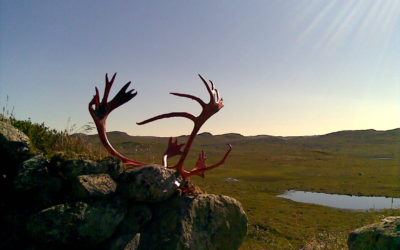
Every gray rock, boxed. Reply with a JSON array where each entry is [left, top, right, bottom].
[[72, 173, 117, 198], [57, 158, 101, 179], [139, 194, 248, 250], [0, 121, 31, 161], [117, 165, 182, 202], [108, 233, 141, 250], [50, 154, 122, 180], [106, 204, 151, 250], [348, 216, 400, 250], [1, 211, 31, 250], [119, 204, 152, 233], [98, 157, 123, 179], [27, 200, 126, 247], [0, 121, 32, 187], [14, 154, 61, 193]]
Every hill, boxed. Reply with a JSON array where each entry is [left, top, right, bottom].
[[289, 128, 400, 159], [80, 128, 400, 161]]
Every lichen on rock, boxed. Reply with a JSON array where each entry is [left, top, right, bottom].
[[72, 173, 117, 198]]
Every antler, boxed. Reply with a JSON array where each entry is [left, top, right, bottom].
[[137, 74, 232, 179], [89, 73, 147, 166], [162, 137, 185, 167]]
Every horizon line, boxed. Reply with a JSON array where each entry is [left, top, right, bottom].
[[81, 127, 400, 138]]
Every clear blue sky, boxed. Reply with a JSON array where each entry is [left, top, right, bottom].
[[1, 0, 399, 136]]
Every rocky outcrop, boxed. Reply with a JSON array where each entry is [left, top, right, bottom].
[[0, 121, 248, 250], [348, 216, 400, 250]]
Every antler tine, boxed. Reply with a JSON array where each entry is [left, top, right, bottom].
[[137, 112, 196, 125], [92, 87, 101, 108], [193, 144, 232, 175], [170, 92, 206, 108], [108, 81, 137, 112], [179, 144, 232, 179], [198, 74, 214, 99], [209, 80, 222, 101], [162, 137, 185, 167], [102, 73, 117, 104], [209, 80, 215, 90], [208, 144, 232, 168]]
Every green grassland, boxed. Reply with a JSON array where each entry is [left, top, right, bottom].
[[83, 129, 400, 249], [4, 114, 398, 249]]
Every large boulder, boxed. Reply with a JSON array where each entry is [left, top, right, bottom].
[[139, 194, 248, 250], [72, 173, 117, 199], [26, 200, 126, 247], [348, 216, 400, 250], [117, 165, 182, 203]]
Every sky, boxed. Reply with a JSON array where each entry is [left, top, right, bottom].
[[0, 0, 399, 137]]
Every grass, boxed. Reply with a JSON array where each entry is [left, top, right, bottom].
[[80, 128, 399, 249], [0, 113, 107, 159], [190, 144, 400, 249], [195, 176, 400, 249], [2, 110, 399, 249]]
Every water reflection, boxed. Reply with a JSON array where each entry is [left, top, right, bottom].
[[277, 190, 400, 210]]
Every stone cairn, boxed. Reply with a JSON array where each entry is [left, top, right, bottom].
[[0, 121, 248, 250]]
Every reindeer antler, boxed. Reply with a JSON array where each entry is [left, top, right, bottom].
[[89, 73, 147, 166], [137, 74, 232, 180]]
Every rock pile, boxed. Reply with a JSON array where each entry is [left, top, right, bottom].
[[0, 121, 247, 250]]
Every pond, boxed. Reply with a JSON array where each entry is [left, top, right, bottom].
[[277, 190, 400, 210], [373, 157, 393, 160]]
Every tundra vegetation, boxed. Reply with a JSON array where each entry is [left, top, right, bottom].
[[84, 128, 400, 249], [2, 109, 399, 249]]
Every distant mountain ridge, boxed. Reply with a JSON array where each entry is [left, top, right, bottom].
[[82, 128, 399, 141], [79, 128, 399, 160]]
